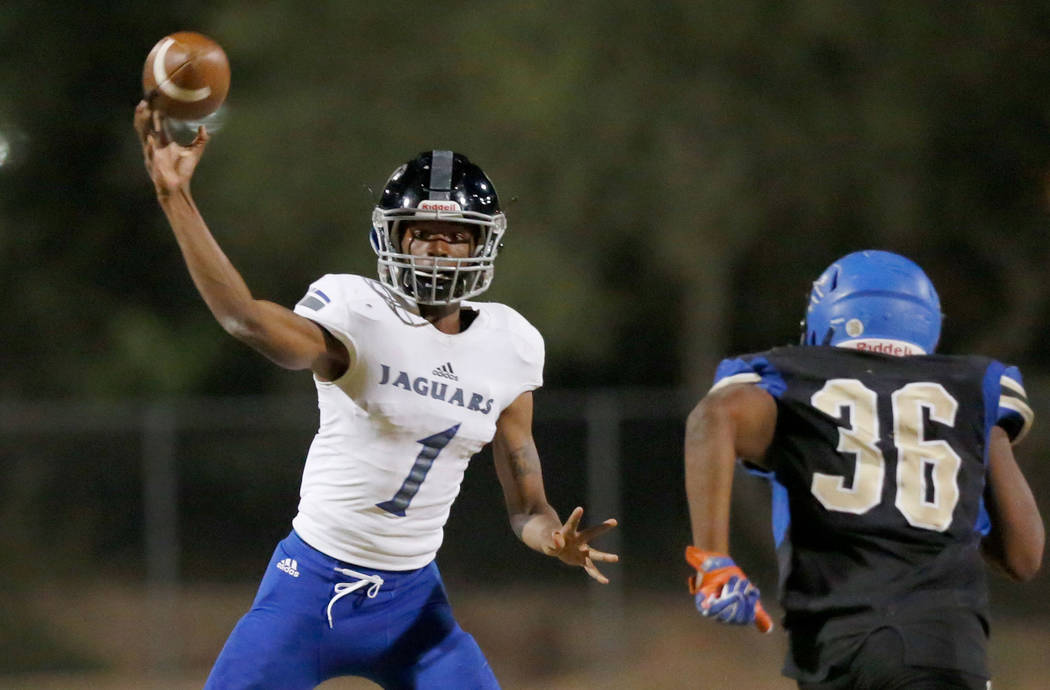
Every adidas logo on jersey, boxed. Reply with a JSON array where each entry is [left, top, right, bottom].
[[276, 558, 300, 578], [432, 362, 458, 381]]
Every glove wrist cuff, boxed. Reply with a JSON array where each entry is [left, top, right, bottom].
[[685, 546, 733, 571], [685, 546, 735, 594]]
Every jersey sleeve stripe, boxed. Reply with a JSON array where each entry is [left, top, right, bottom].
[[709, 372, 762, 393], [999, 397, 1034, 444], [297, 296, 326, 311], [999, 375, 1027, 399]]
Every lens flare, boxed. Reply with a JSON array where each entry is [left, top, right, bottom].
[[0, 125, 28, 170]]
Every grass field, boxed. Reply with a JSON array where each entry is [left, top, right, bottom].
[[3, 582, 1048, 689]]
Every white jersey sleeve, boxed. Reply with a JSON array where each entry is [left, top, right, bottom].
[[464, 299, 545, 410], [292, 273, 377, 364]]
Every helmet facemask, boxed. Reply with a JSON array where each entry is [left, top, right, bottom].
[[370, 205, 506, 305], [370, 150, 507, 306]]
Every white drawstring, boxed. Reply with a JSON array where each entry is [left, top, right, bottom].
[[326, 567, 384, 628]]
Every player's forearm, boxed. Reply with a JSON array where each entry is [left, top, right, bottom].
[[503, 465, 561, 552], [982, 502, 1044, 581], [493, 416, 561, 552], [156, 190, 336, 373], [982, 430, 1044, 581], [684, 398, 737, 554], [157, 188, 261, 336], [514, 507, 562, 554]]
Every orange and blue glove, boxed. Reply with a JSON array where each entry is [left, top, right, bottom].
[[686, 546, 773, 633]]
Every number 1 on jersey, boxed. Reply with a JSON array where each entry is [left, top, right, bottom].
[[376, 424, 460, 517]]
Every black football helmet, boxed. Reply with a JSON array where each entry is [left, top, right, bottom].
[[370, 150, 506, 305]]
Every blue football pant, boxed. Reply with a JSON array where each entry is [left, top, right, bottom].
[[204, 530, 500, 690]]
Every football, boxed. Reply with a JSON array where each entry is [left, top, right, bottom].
[[142, 31, 230, 121]]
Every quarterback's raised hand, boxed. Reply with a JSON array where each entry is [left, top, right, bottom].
[[134, 99, 209, 197], [545, 507, 619, 584], [686, 546, 773, 633]]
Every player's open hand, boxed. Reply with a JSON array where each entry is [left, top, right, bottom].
[[545, 506, 619, 584], [134, 99, 209, 197]]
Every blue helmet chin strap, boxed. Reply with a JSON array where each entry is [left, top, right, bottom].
[[803, 250, 942, 354]]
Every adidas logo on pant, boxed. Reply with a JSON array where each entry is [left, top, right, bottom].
[[277, 558, 300, 577]]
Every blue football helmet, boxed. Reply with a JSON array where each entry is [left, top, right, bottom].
[[802, 250, 942, 353]]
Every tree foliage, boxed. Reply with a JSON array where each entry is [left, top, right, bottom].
[[1, 1, 1049, 397]]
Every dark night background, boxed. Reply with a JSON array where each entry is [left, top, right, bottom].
[[2, 2, 1049, 687]]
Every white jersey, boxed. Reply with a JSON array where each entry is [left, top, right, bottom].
[[290, 274, 544, 570]]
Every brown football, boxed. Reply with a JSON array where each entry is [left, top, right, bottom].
[[142, 31, 230, 121]]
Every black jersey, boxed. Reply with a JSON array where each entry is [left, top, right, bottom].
[[712, 345, 1032, 679]]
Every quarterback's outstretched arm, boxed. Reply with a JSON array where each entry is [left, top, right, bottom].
[[492, 391, 619, 583], [981, 426, 1044, 581], [134, 101, 348, 380]]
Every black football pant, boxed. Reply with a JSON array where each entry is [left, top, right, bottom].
[[797, 626, 988, 690]]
